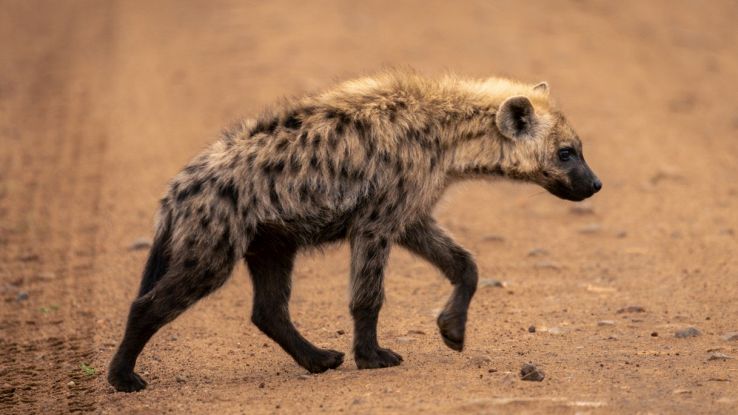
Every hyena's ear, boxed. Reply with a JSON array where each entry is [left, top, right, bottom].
[[533, 82, 549, 94], [495, 96, 539, 141]]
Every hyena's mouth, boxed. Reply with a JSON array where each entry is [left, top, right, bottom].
[[544, 180, 593, 202]]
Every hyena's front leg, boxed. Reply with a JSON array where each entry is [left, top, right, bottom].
[[349, 233, 403, 369], [246, 231, 344, 374], [398, 217, 478, 351]]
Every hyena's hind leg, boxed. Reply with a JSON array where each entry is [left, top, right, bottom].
[[398, 217, 478, 351], [246, 227, 344, 373], [108, 228, 241, 392]]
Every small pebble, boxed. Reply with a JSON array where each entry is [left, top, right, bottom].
[[721, 332, 738, 341], [297, 374, 311, 380], [67, 381, 75, 387], [708, 352, 734, 361], [175, 375, 186, 383], [675, 327, 701, 338], [468, 355, 492, 368], [651, 332, 658, 337], [527, 248, 548, 257], [482, 234, 505, 242], [16, 292, 29, 302], [336, 329, 345, 335], [479, 279, 507, 288], [520, 363, 545, 382], [128, 238, 152, 251], [617, 305, 646, 314], [578, 223, 602, 234], [396, 336, 415, 344], [570, 203, 594, 215], [597, 320, 615, 326], [546, 327, 565, 335], [534, 260, 560, 270], [258, 382, 265, 389], [528, 326, 536, 333]]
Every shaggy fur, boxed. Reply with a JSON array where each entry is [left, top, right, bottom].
[[108, 70, 601, 392]]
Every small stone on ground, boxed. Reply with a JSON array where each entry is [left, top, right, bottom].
[[128, 237, 152, 251], [479, 279, 507, 288], [617, 305, 646, 314], [721, 332, 738, 341], [520, 363, 545, 382], [675, 327, 701, 338], [708, 352, 734, 361]]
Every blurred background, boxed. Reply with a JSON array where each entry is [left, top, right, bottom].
[[1, 1, 737, 413]]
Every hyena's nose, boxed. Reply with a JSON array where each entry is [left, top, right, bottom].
[[592, 179, 602, 193]]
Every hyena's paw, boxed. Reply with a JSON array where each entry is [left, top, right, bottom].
[[355, 347, 403, 369], [437, 310, 467, 351], [108, 370, 148, 393], [302, 348, 345, 374]]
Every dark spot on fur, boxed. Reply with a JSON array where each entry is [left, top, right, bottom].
[[245, 153, 256, 169], [310, 154, 320, 170], [284, 113, 301, 130], [184, 162, 205, 174], [275, 138, 289, 152], [177, 180, 203, 202], [184, 258, 198, 269], [289, 154, 301, 174], [273, 160, 285, 174], [200, 215, 210, 228], [368, 208, 380, 222], [268, 178, 281, 210], [326, 158, 336, 177], [253, 117, 279, 136], [327, 132, 339, 149], [340, 162, 350, 179], [298, 132, 308, 147], [299, 184, 309, 202], [354, 119, 370, 138], [364, 138, 376, 158], [312, 133, 322, 147], [218, 180, 239, 210]]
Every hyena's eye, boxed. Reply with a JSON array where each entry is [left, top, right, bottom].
[[558, 147, 575, 162]]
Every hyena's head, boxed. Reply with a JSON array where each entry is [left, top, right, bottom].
[[494, 82, 602, 202]]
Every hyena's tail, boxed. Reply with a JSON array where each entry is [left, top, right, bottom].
[[136, 210, 173, 297]]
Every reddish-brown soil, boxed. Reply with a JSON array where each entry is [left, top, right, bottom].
[[2, 1, 737, 413]]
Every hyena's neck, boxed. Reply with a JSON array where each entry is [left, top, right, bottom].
[[422, 99, 511, 181]]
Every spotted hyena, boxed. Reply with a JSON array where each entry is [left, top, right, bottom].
[[108, 71, 601, 392]]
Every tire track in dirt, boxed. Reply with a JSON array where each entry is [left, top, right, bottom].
[[0, 2, 114, 413]]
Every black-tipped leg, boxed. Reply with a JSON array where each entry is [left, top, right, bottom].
[[246, 228, 344, 374], [349, 234, 402, 369], [108, 254, 236, 392], [399, 217, 478, 352]]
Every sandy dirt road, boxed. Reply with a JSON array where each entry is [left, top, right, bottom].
[[1, 1, 737, 413]]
